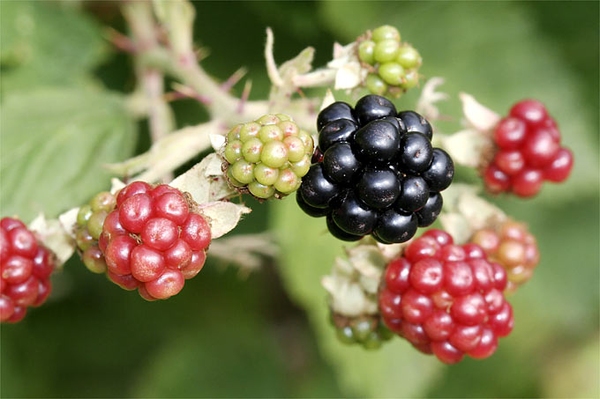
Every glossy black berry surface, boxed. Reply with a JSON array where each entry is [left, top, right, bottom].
[[318, 119, 358, 152], [395, 176, 429, 213], [357, 168, 400, 210], [323, 143, 361, 183], [317, 102, 357, 131], [397, 110, 433, 140], [299, 164, 340, 209], [398, 132, 434, 174], [296, 191, 329, 218], [354, 95, 397, 125], [331, 192, 377, 236], [298, 94, 454, 244], [421, 148, 454, 191], [416, 192, 444, 227], [354, 120, 401, 164], [373, 209, 418, 244]]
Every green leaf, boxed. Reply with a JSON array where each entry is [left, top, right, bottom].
[[0, 88, 136, 221], [0, 1, 107, 92], [270, 198, 443, 398]]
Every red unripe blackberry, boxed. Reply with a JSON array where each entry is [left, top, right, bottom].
[[470, 220, 539, 293], [99, 182, 211, 300], [483, 99, 573, 197], [1, 217, 56, 323], [379, 229, 514, 363]]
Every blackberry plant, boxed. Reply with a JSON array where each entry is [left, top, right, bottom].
[[1, 3, 587, 397]]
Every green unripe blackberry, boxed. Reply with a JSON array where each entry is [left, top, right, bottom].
[[357, 25, 422, 98], [330, 312, 394, 350], [222, 114, 314, 199], [372, 25, 401, 42], [75, 191, 117, 274]]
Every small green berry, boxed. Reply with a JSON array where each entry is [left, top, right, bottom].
[[87, 211, 108, 240], [258, 124, 284, 143], [75, 228, 94, 251], [227, 124, 242, 142], [336, 326, 355, 345], [372, 25, 400, 42], [352, 318, 375, 342], [358, 40, 376, 65], [230, 160, 255, 184], [241, 138, 263, 163], [289, 156, 311, 177], [90, 191, 116, 212], [273, 169, 300, 194], [254, 164, 280, 186], [400, 70, 420, 90], [226, 168, 246, 187], [362, 332, 383, 350], [283, 136, 306, 163], [279, 120, 300, 137], [374, 39, 400, 63], [239, 122, 261, 142], [255, 114, 280, 126], [77, 205, 93, 226], [82, 246, 107, 274], [396, 45, 422, 69], [379, 62, 406, 86], [224, 140, 243, 164], [260, 141, 288, 169], [248, 181, 275, 199], [365, 74, 388, 95], [297, 130, 314, 155]]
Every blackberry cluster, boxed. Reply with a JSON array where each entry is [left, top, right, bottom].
[[379, 229, 514, 364], [1, 217, 56, 323], [483, 99, 573, 197], [330, 312, 393, 350], [469, 220, 539, 293], [298, 94, 454, 244], [95, 181, 212, 300], [357, 25, 422, 97], [222, 114, 314, 200]]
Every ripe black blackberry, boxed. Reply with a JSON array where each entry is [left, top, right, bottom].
[[298, 94, 454, 244]]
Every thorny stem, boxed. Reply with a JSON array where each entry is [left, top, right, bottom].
[[122, 1, 174, 181]]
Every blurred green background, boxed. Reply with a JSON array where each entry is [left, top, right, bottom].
[[1, 1, 598, 397]]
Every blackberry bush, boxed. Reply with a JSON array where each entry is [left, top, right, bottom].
[[1, 217, 56, 323], [2, 2, 585, 393], [298, 94, 454, 244]]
